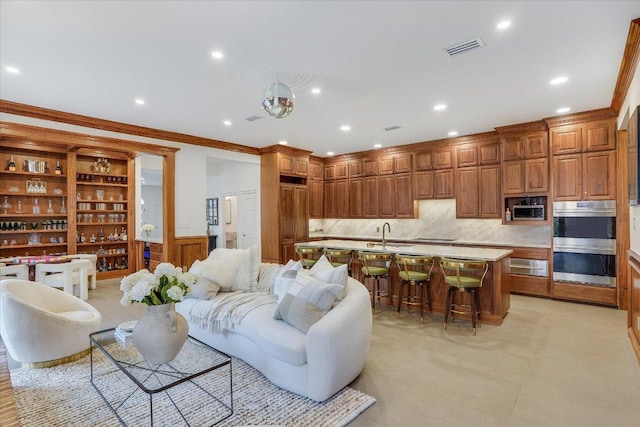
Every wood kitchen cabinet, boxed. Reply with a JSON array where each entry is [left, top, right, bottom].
[[415, 150, 433, 171], [363, 158, 378, 176], [349, 178, 363, 218], [324, 180, 336, 218], [500, 128, 549, 196], [261, 147, 311, 264], [550, 119, 615, 155], [335, 179, 349, 218], [379, 156, 395, 175], [479, 142, 500, 165], [395, 173, 414, 218], [395, 153, 413, 173], [433, 147, 454, 169], [378, 175, 395, 217], [553, 150, 616, 200], [279, 154, 308, 177], [456, 144, 478, 168], [362, 176, 378, 218], [308, 179, 324, 218], [414, 170, 434, 199], [456, 167, 479, 217], [348, 159, 363, 178], [479, 165, 501, 218], [434, 169, 454, 198]]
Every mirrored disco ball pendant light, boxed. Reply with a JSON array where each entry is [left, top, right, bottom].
[[262, 82, 295, 118]]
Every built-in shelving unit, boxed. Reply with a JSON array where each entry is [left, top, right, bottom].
[[0, 145, 133, 279]]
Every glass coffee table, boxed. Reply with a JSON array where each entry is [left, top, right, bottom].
[[90, 328, 233, 426]]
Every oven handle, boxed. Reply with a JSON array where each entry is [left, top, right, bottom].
[[553, 244, 615, 255]]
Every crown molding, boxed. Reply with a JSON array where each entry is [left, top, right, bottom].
[[0, 99, 259, 156], [544, 108, 617, 128], [611, 18, 640, 114]]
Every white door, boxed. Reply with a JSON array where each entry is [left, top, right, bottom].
[[238, 190, 259, 249]]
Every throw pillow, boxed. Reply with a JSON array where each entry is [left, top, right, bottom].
[[309, 255, 333, 273], [273, 259, 302, 301], [309, 256, 349, 299], [192, 249, 246, 291], [187, 260, 222, 299], [273, 271, 343, 333]]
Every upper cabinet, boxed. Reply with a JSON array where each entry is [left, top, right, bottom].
[[548, 113, 617, 201], [497, 123, 549, 197], [550, 119, 616, 155], [279, 154, 308, 177], [433, 147, 454, 169]]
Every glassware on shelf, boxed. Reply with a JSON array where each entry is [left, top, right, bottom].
[[96, 190, 104, 200], [60, 197, 67, 215], [27, 233, 41, 245], [32, 198, 40, 215], [47, 198, 54, 214], [2, 196, 11, 214], [16, 199, 23, 213]]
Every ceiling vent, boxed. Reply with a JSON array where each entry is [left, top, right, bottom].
[[245, 115, 264, 122], [384, 125, 401, 131], [444, 37, 485, 56]]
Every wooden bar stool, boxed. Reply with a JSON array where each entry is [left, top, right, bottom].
[[358, 250, 392, 314], [439, 257, 489, 335], [395, 254, 434, 322], [295, 245, 323, 269], [323, 248, 353, 274]]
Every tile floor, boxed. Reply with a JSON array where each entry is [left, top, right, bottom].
[[7, 280, 640, 426]]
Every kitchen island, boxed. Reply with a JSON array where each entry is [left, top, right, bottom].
[[298, 239, 512, 326]]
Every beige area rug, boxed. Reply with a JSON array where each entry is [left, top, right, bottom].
[[10, 351, 375, 426]]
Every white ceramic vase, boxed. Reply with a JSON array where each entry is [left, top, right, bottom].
[[132, 303, 188, 365]]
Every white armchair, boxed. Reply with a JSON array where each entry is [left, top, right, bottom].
[[0, 279, 102, 368], [0, 263, 29, 281], [66, 254, 98, 289], [35, 259, 91, 301]]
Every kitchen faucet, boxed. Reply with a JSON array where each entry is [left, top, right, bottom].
[[382, 222, 391, 246]]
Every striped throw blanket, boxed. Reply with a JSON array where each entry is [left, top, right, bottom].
[[188, 291, 277, 333]]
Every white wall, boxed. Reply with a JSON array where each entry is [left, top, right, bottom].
[[619, 61, 640, 252], [206, 159, 260, 248]]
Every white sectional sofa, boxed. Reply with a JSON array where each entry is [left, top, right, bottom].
[[176, 263, 372, 402]]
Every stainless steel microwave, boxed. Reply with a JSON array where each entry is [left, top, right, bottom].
[[512, 205, 545, 221]]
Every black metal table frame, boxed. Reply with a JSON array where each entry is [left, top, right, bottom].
[[90, 328, 233, 426]]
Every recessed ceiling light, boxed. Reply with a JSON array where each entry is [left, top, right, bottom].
[[327, 151, 335, 156], [434, 104, 447, 111], [497, 21, 512, 30], [556, 107, 571, 114], [135, 99, 145, 105], [278, 140, 288, 145], [311, 88, 321, 94], [211, 51, 224, 59], [5, 66, 20, 74], [373, 143, 382, 149], [340, 125, 351, 132], [223, 120, 232, 126], [448, 131, 458, 136], [550, 76, 569, 85]]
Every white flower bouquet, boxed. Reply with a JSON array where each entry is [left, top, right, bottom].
[[120, 263, 198, 306], [142, 223, 154, 238]]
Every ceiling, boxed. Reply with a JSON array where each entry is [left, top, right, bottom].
[[1, 1, 639, 157]]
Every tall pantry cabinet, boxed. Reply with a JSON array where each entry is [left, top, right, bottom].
[[260, 146, 312, 264]]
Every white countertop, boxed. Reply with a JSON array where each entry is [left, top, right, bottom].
[[308, 233, 550, 249], [300, 239, 512, 261]]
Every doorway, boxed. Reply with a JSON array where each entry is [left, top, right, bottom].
[[221, 191, 258, 250]]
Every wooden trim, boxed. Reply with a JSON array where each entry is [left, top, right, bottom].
[[611, 18, 640, 114], [617, 129, 629, 309], [0, 99, 259, 155], [544, 108, 617, 128], [495, 120, 548, 134], [259, 144, 312, 156], [1, 121, 178, 155], [164, 152, 176, 263], [173, 235, 208, 270]]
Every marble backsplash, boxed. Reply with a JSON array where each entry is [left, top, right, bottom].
[[309, 199, 551, 248]]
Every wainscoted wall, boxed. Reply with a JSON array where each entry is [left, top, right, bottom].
[[310, 199, 551, 248]]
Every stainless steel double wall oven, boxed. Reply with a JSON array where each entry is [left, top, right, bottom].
[[553, 200, 616, 287]]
